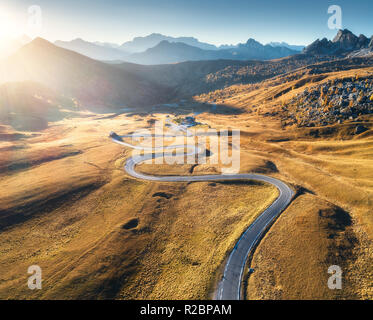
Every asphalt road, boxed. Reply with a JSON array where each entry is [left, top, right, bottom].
[[111, 131, 294, 300]]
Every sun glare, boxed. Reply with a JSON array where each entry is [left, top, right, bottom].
[[0, 8, 19, 40]]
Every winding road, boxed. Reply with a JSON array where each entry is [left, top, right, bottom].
[[110, 129, 294, 300]]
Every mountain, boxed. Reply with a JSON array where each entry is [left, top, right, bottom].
[[120, 33, 218, 53], [303, 29, 373, 56], [125, 39, 299, 65], [225, 38, 298, 60], [52, 34, 300, 65], [118, 54, 336, 97], [218, 44, 237, 50], [1, 38, 169, 110], [125, 41, 224, 64], [0, 37, 314, 113], [268, 42, 305, 52], [93, 41, 121, 49], [54, 38, 129, 61]]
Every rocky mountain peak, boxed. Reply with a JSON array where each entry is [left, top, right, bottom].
[[332, 29, 356, 42], [332, 29, 359, 50], [242, 38, 262, 49], [304, 29, 372, 56]]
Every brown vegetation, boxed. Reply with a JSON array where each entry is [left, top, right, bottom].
[[195, 66, 373, 299], [1, 53, 373, 300]]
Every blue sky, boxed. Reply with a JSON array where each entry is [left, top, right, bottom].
[[2, 0, 373, 45]]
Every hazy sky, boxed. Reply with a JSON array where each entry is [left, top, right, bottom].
[[1, 0, 373, 45]]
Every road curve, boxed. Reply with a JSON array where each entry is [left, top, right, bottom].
[[111, 132, 294, 300]]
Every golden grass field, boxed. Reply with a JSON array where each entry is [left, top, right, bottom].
[[0, 112, 279, 299], [1, 66, 372, 300], [196, 67, 373, 299]]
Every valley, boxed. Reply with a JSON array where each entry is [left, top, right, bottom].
[[0, 27, 372, 300]]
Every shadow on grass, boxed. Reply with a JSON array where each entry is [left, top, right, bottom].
[[97, 102, 244, 120], [0, 182, 103, 232]]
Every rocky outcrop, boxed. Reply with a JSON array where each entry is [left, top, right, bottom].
[[282, 77, 373, 127]]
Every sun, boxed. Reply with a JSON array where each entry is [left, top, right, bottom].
[[0, 8, 19, 40]]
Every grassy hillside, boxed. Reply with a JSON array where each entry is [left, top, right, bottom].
[[195, 66, 373, 299], [246, 193, 361, 299], [118, 55, 373, 99], [0, 38, 170, 110]]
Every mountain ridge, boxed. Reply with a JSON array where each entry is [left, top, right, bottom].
[[1, 38, 170, 109], [125, 39, 299, 65], [54, 33, 300, 64], [54, 38, 129, 61], [303, 29, 373, 56], [119, 33, 219, 52], [268, 41, 305, 51]]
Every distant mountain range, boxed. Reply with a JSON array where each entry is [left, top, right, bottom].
[[120, 33, 219, 52], [118, 38, 300, 64], [54, 38, 129, 61], [0, 37, 321, 113], [5, 31, 373, 66], [1, 33, 372, 119], [124, 41, 220, 65], [268, 42, 305, 52], [53, 33, 302, 64], [303, 29, 373, 57], [93, 41, 121, 49]]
